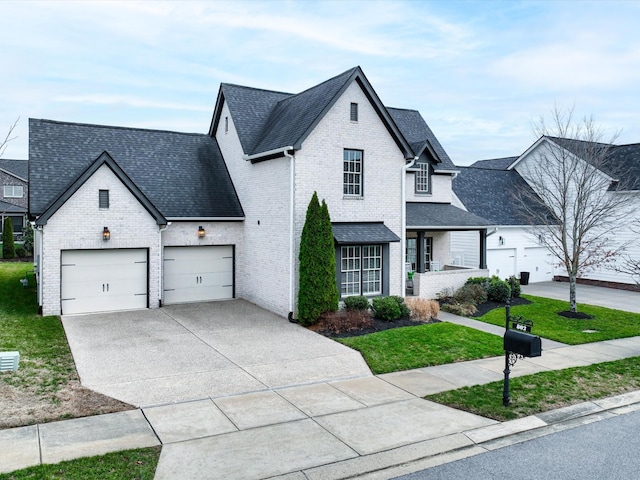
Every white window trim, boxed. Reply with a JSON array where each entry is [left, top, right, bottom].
[[343, 149, 363, 197], [3, 185, 23, 198]]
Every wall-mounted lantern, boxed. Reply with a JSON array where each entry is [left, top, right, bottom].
[[198, 225, 206, 238], [499, 236, 505, 246], [103, 227, 111, 241]]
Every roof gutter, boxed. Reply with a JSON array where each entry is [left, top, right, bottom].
[[243, 146, 294, 162]]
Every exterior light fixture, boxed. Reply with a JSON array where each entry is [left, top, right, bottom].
[[103, 227, 110, 241], [198, 226, 206, 238], [499, 236, 505, 246]]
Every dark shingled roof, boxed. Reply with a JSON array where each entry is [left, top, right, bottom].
[[453, 166, 554, 225], [332, 222, 400, 244], [0, 159, 28, 181], [214, 67, 414, 160], [0, 199, 26, 214], [29, 119, 244, 219], [387, 107, 457, 172], [469, 157, 518, 170], [406, 202, 492, 229], [546, 137, 640, 191]]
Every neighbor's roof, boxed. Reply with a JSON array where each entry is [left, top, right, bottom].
[[453, 166, 554, 225], [387, 107, 458, 172], [469, 157, 518, 170], [0, 159, 28, 181], [211, 67, 425, 161], [406, 202, 493, 229], [332, 222, 401, 244], [29, 119, 244, 219]]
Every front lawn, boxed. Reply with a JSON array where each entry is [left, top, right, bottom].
[[426, 356, 640, 421], [336, 322, 504, 374], [476, 295, 640, 345], [0, 447, 160, 480], [0, 262, 131, 429]]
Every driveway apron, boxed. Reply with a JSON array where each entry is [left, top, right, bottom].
[[62, 300, 371, 407]]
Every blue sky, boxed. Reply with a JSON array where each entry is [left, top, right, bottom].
[[2, 0, 639, 165]]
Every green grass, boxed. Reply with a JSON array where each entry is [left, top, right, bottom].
[[477, 295, 640, 345], [336, 322, 504, 374], [426, 356, 640, 421], [0, 262, 75, 395], [0, 447, 161, 480]]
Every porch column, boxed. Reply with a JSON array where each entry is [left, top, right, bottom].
[[417, 231, 425, 273], [479, 229, 487, 269]]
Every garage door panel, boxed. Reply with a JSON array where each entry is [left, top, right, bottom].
[[61, 249, 148, 315], [163, 246, 234, 305], [487, 248, 517, 279], [523, 247, 554, 283]]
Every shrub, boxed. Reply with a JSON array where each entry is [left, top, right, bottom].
[[508, 276, 521, 298], [441, 302, 477, 316], [405, 297, 440, 321], [297, 192, 339, 326], [15, 246, 27, 258], [389, 295, 411, 318], [22, 222, 34, 255], [371, 297, 402, 321], [452, 284, 487, 305], [2, 217, 15, 259], [436, 287, 454, 301], [465, 276, 492, 292], [344, 295, 370, 311], [487, 278, 511, 303]]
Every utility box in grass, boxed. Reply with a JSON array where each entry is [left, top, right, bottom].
[[0, 351, 20, 371]]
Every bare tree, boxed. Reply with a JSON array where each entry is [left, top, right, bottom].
[[515, 107, 634, 312], [0, 117, 19, 158]]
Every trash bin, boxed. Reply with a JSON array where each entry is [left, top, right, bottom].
[[520, 271, 530, 286]]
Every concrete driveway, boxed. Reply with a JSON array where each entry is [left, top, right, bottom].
[[522, 281, 640, 313], [62, 300, 372, 407]]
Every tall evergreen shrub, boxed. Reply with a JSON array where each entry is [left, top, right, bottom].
[[297, 192, 339, 326], [2, 217, 15, 259]]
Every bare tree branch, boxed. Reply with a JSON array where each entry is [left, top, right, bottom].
[[514, 106, 634, 312], [0, 117, 20, 158]]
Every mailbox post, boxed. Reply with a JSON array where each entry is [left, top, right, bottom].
[[503, 289, 542, 406]]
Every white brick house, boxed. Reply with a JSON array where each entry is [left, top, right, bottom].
[[30, 67, 492, 317]]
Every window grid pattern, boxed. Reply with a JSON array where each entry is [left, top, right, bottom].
[[425, 236, 433, 270], [362, 245, 382, 295], [343, 149, 363, 196], [99, 190, 109, 209], [416, 163, 430, 193], [406, 238, 417, 270], [3, 185, 23, 198], [341, 246, 361, 296], [350, 102, 358, 121]]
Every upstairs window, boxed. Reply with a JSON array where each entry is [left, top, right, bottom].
[[99, 189, 109, 209], [415, 162, 431, 194], [343, 149, 363, 196], [224, 116, 229, 133], [3, 185, 23, 198], [350, 103, 358, 122]]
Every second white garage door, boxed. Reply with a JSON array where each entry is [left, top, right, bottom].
[[163, 246, 234, 305]]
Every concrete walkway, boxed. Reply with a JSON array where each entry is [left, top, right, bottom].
[[3, 335, 640, 478]]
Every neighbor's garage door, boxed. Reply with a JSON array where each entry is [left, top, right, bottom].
[[163, 246, 234, 305], [61, 249, 148, 315], [487, 248, 516, 279], [522, 247, 554, 283]]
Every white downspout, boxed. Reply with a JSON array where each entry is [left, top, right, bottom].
[[284, 150, 296, 318], [158, 222, 170, 307], [401, 157, 418, 296]]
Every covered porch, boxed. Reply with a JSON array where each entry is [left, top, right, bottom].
[[405, 202, 492, 299]]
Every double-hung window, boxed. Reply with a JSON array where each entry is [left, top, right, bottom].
[[343, 149, 363, 196], [3, 185, 23, 198], [340, 244, 382, 296], [415, 162, 431, 194]]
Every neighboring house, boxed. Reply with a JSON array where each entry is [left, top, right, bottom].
[[30, 66, 492, 316], [510, 136, 640, 288], [0, 159, 28, 240], [451, 158, 556, 283]]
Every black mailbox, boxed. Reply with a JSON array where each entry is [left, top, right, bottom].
[[504, 329, 542, 357]]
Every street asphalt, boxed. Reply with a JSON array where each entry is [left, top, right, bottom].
[[1, 282, 639, 478]]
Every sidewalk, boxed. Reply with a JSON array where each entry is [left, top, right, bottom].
[[2, 334, 640, 479]]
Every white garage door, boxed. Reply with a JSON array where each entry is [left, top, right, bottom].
[[61, 249, 148, 315], [487, 248, 517, 279], [522, 247, 554, 283], [163, 246, 234, 305]]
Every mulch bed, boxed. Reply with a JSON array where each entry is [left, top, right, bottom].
[[324, 317, 439, 338], [470, 296, 532, 317], [558, 310, 594, 319]]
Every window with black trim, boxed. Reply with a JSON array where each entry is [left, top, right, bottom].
[[99, 189, 109, 209], [415, 162, 431, 194], [343, 149, 363, 196], [350, 102, 358, 122]]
